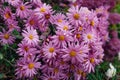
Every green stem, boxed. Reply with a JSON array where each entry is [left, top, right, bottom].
[[6, 45, 16, 52], [3, 58, 14, 67]]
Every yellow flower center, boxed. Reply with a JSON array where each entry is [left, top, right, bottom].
[[49, 47, 55, 53], [4, 34, 9, 39], [59, 35, 65, 41], [90, 20, 95, 26], [82, 72, 86, 77], [73, 13, 80, 20], [28, 63, 34, 69], [70, 50, 76, 57], [29, 34, 34, 40], [40, 7, 46, 12], [5, 12, 11, 19], [77, 69, 83, 75], [24, 46, 29, 52], [48, 78, 53, 80], [86, 18, 88, 21], [20, 6, 25, 11], [60, 60, 65, 65], [63, 26, 68, 31], [73, 2, 77, 6], [27, 54, 32, 59], [90, 58, 95, 63], [54, 68, 59, 73], [29, 20, 35, 25], [57, 19, 62, 23], [76, 34, 81, 39], [45, 14, 50, 19], [87, 34, 92, 40], [78, 26, 83, 31], [9, 24, 14, 29]]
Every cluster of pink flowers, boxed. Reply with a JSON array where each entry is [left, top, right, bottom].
[[0, 0, 109, 79]]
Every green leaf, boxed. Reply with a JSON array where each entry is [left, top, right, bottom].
[[12, 30, 20, 35], [0, 53, 3, 60]]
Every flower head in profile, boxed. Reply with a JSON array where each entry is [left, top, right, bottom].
[[22, 27, 39, 46]]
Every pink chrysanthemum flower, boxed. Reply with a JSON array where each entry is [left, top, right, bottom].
[[34, 3, 54, 25], [54, 58, 69, 69], [15, 57, 41, 78], [42, 42, 58, 59], [23, 57, 41, 77], [22, 27, 39, 46], [7, 0, 21, 7], [6, 20, 20, 31], [51, 13, 66, 25], [15, 57, 26, 79], [37, 22, 49, 32], [85, 12, 99, 27], [82, 28, 97, 43], [95, 6, 109, 19], [30, 0, 42, 7], [73, 64, 86, 80], [1, 7, 15, 21], [17, 41, 39, 57], [41, 72, 56, 80], [52, 67, 65, 79], [67, 6, 90, 26], [56, 22, 72, 33], [73, 32, 82, 42], [62, 42, 88, 63], [52, 31, 73, 47], [25, 13, 38, 28], [83, 52, 103, 73], [0, 29, 15, 45], [39, 10, 54, 25], [35, 3, 52, 16], [16, 2, 31, 18]]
